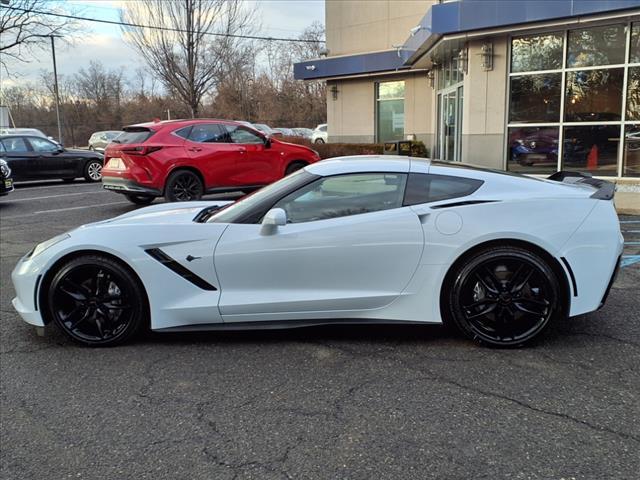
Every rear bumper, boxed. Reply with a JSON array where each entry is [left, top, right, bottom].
[[599, 255, 622, 309], [102, 177, 162, 196]]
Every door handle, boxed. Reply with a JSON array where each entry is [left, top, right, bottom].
[[187, 147, 202, 152], [237, 148, 246, 154]]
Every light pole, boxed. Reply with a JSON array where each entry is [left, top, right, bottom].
[[49, 35, 63, 145], [34, 34, 63, 144]]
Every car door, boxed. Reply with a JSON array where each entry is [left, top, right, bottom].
[[214, 172, 425, 321], [25, 136, 72, 177], [223, 124, 280, 186], [0, 136, 37, 180], [182, 123, 244, 189]]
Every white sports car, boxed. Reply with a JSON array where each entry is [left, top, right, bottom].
[[12, 157, 623, 347]]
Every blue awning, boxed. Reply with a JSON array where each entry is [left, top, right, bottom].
[[295, 0, 640, 81]]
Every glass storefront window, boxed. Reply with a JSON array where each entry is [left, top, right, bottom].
[[627, 67, 640, 121], [511, 33, 563, 72], [376, 81, 404, 142], [624, 125, 640, 177], [564, 68, 623, 122], [562, 125, 619, 176], [508, 127, 559, 174], [509, 73, 561, 123], [567, 24, 626, 67], [631, 23, 640, 64]]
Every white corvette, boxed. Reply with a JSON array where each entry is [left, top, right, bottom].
[[12, 157, 623, 347]]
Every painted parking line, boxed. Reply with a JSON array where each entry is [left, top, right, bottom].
[[14, 183, 101, 191], [620, 220, 640, 223], [1, 201, 128, 220], [621, 255, 640, 268], [9, 191, 110, 202]]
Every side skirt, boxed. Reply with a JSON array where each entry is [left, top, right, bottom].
[[153, 318, 436, 333]]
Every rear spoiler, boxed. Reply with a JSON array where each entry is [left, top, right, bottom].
[[547, 171, 615, 200]]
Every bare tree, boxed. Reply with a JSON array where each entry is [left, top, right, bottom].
[[0, 0, 78, 72], [120, 0, 255, 118]]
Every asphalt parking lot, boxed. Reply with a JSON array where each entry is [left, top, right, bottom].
[[1, 181, 639, 480]]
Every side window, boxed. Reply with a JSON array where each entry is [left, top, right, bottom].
[[187, 124, 227, 143], [0, 142, 5, 153], [404, 173, 483, 205], [1, 137, 29, 153], [174, 126, 192, 139], [28, 137, 59, 153], [225, 125, 264, 144], [320, 125, 327, 132], [274, 173, 407, 224]]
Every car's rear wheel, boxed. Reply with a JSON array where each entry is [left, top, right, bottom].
[[165, 170, 203, 202], [124, 193, 155, 205], [45, 255, 147, 347], [285, 161, 308, 175], [446, 246, 560, 347], [314, 138, 325, 144], [84, 160, 103, 182]]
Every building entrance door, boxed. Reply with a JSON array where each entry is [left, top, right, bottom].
[[437, 84, 463, 162]]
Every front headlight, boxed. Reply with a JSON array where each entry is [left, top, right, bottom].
[[0, 159, 10, 178], [26, 233, 70, 260]]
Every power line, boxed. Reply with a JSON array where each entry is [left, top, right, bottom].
[[0, 5, 326, 44]]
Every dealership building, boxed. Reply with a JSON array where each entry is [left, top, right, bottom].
[[294, 0, 640, 179]]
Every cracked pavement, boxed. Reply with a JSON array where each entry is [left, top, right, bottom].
[[1, 181, 639, 479]]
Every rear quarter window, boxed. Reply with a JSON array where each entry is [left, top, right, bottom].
[[404, 173, 483, 205]]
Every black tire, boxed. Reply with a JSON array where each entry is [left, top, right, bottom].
[[84, 159, 103, 182], [89, 145, 95, 151], [285, 161, 307, 176], [164, 169, 203, 202], [45, 255, 147, 347], [62, 178, 75, 183], [124, 193, 155, 205], [445, 246, 561, 347], [314, 138, 325, 144]]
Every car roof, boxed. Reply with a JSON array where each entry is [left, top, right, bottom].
[[124, 119, 255, 131], [305, 156, 429, 176]]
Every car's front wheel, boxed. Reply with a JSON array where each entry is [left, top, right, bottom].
[[124, 193, 155, 205], [164, 170, 203, 202], [446, 246, 561, 347], [285, 161, 308, 175], [84, 159, 103, 182], [314, 138, 325, 144], [45, 255, 147, 347]]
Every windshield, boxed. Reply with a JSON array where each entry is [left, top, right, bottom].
[[208, 169, 316, 224]]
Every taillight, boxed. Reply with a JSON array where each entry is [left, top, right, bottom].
[[121, 146, 162, 155]]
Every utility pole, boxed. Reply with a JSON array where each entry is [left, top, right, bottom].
[[50, 35, 63, 145]]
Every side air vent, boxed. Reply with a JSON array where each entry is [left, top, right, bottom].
[[145, 248, 217, 291]]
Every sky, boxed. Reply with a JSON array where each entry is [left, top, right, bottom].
[[1, 0, 325, 87]]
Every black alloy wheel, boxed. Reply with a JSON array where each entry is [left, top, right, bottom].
[[124, 193, 155, 205], [46, 255, 146, 346], [447, 246, 560, 347], [84, 159, 103, 182], [165, 170, 203, 202], [285, 161, 307, 176]]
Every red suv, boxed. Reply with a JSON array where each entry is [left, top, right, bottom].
[[102, 119, 321, 204]]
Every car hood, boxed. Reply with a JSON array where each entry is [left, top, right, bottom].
[[82, 201, 234, 228]]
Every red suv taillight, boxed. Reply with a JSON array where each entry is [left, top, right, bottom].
[[121, 146, 163, 155]]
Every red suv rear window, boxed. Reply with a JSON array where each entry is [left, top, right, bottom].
[[114, 128, 154, 144]]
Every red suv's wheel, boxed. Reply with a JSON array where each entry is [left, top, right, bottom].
[[165, 170, 204, 202]]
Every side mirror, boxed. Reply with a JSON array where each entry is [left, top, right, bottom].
[[264, 136, 272, 149], [260, 208, 287, 235]]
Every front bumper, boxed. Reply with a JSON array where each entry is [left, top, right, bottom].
[[0, 177, 14, 195], [102, 176, 161, 196], [11, 256, 46, 327]]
